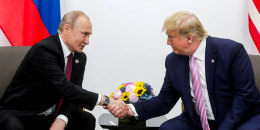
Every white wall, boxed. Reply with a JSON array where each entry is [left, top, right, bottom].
[[1, 0, 259, 129], [0, 29, 10, 46]]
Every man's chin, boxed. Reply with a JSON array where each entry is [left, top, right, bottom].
[[173, 49, 178, 54], [76, 48, 84, 53], [173, 50, 185, 55]]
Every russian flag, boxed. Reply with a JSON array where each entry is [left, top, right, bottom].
[[0, 0, 60, 46]]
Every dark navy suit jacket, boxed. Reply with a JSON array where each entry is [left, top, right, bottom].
[[133, 36, 260, 129]]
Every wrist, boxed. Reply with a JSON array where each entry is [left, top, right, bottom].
[[99, 95, 105, 106], [56, 115, 68, 126], [102, 95, 110, 106], [99, 95, 110, 106], [128, 105, 135, 116]]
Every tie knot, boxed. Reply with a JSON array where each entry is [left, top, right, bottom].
[[67, 53, 73, 59], [191, 55, 196, 61]]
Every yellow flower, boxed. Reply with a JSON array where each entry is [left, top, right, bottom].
[[121, 92, 130, 101], [134, 86, 146, 97], [135, 81, 145, 88], [116, 84, 125, 90], [110, 92, 114, 98]]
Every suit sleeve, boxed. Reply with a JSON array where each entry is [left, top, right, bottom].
[[59, 53, 88, 118], [29, 46, 98, 111], [219, 44, 259, 129], [133, 56, 180, 121]]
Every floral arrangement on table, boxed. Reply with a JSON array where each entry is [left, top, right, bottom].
[[110, 81, 155, 104]]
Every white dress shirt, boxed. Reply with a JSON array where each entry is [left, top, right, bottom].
[[189, 39, 215, 120], [39, 35, 101, 125], [129, 39, 215, 120]]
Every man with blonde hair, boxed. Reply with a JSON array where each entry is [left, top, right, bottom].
[[0, 10, 126, 130], [108, 11, 260, 130]]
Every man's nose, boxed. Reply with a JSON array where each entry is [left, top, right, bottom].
[[167, 38, 171, 45], [84, 36, 89, 45]]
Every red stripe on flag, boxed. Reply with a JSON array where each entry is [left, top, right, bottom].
[[249, 15, 260, 53], [0, 0, 49, 46], [253, 0, 260, 13]]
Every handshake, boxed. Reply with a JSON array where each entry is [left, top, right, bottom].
[[100, 81, 154, 118], [102, 96, 135, 119]]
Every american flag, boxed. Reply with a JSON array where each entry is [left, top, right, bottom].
[[249, 0, 260, 53]]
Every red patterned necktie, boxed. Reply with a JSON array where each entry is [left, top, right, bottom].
[[190, 55, 210, 130], [54, 53, 73, 117]]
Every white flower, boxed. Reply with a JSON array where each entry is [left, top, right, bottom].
[[125, 84, 136, 93], [129, 93, 139, 103]]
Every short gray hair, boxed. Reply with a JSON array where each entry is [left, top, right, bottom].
[[58, 10, 89, 33]]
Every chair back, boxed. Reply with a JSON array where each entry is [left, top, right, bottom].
[[249, 54, 260, 92], [0, 46, 31, 98]]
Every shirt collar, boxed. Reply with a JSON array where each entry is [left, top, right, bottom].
[[59, 35, 74, 58], [192, 39, 206, 61]]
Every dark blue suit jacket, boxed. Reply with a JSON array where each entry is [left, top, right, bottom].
[[133, 36, 260, 129]]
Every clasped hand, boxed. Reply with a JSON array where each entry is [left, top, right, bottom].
[[104, 98, 130, 119]]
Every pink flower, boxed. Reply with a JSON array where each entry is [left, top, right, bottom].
[[113, 90, 122, 100], [125, 84, 136, 93], [129, 93, 139, 103], [125, 82, 133, 86]]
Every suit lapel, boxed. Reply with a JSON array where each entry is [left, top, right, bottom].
[[54, 34, 85, 83], [54, 34, 65, 68], [181, 56, 196, 121], [205, 36, 217, 118], [71, 53, 80, 79]]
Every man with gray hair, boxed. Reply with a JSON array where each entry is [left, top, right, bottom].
[[108, 11, 260, 130], [0, 10, 126, 130]]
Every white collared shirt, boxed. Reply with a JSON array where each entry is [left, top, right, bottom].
[[38, 35, 71, 124], [189, 39, 215, 120], [43, 35, 73, 124], [39, 35, 101, 125], [58, 35, 101, 123], [129, 39, 215, 120], [60, 35, 74, 71], [59, 36, 101, 107]]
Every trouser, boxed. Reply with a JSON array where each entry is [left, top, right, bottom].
[[0, 110, 96, 130]]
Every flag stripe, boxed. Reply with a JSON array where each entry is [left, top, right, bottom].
[[249, 0, 260, 35], [249, 0, 260, 53], [0, 0, 49, 46], [33, 0, 60, 35], [249, 16, 260, 53], [0, 0, 60, 46], [252, 0, 260, 13], [0, 0, 26, 46], [23, 0, 50, 46]]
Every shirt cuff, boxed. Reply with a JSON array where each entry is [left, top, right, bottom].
[[57, 114, 68, 125], [128, 104, 138, 117], [96, 94, 101, 106]]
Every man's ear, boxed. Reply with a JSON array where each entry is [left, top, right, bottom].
[[187, 34, 193, 44], [63, 24, 71, 34]]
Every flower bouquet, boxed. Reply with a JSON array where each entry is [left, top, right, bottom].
[[110, 81, 155, 122], [111, 81, 155, 103]]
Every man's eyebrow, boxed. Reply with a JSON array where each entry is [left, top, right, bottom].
[[82, 32, 92, 35]]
